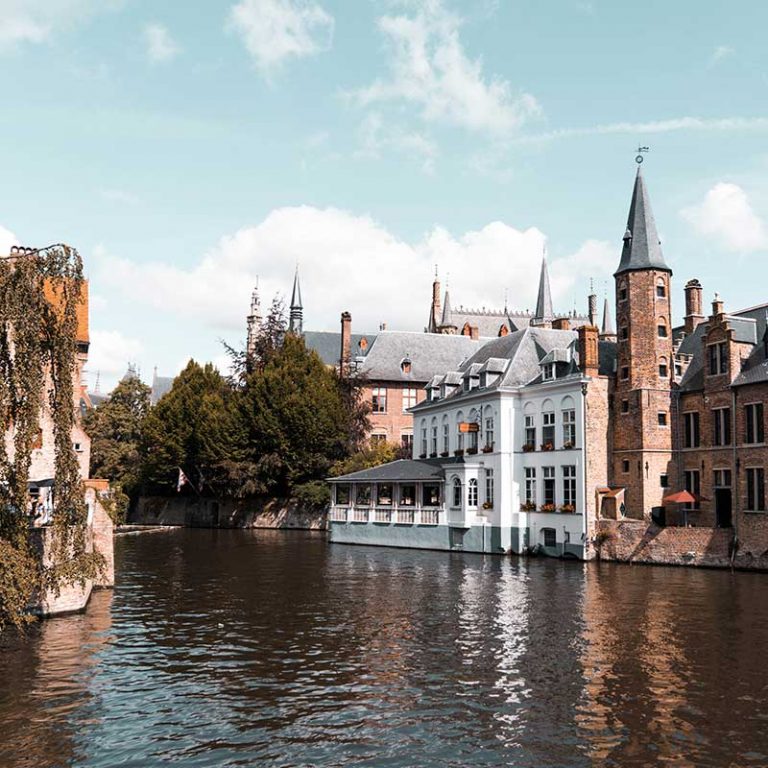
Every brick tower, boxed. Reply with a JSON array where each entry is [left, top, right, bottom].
[[612, 166, 674, 519]]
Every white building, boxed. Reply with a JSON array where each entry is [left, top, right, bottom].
[[329, 323, 611, 557]]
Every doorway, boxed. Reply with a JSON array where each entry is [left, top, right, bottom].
[[715, 488, 732, 528]]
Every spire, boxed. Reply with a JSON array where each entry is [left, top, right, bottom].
[[588, 278, 597, 327], [600, 296, 615, 339], [247, 280, 263, 358], [427, 269, 442, 332], [289, 266, 303, 335], [440, 289, 453, 326], [615, 166, 671, 276], [532, 255, 554, 325]]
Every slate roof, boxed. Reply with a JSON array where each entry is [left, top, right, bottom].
[[304, 331, 377, 367], [329, 459, 446, 483], [601, 296, 615, 336], [151, 375, 174, 405], [356, 331, 481, 383], [615, 167, 671, 276]]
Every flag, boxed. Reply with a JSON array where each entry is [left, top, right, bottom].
[[176, 467, 189, 493]]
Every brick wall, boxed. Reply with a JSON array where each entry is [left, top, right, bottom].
[[366, 380, 425, 445], [584, 376, 610, 557]]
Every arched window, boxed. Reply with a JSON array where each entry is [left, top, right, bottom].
[[618, 280, 628, 302], [468, 478, 478, 507], [657, 316, 668, 338], [484, 405, 494, 450], [462, 322, 472, 337], [430, 417, 438, 455], [420, 419, 428, 456], [452, 477, 462, 507], [441, 415, 450, 454], [656, 278, 666, 298], [468, 408, 479, 451], [561, 395, 576, 447], [658, 356, 668, 379], [523, 401, 536, 449], [498, 325, 509, 337], [542, 398, 556, 448], [455, 411, 465, 452]]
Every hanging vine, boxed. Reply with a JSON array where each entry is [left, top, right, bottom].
[[0, 245, 101, 630]]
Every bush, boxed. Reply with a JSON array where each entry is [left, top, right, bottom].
[[292, 480, 331, 510]]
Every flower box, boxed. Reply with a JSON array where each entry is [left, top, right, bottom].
[[440, 451, 449, 458], [541, 442, 555, 452], [419, 453, 427, 459], [482, 501, 493, 510], [454, 449, 464, 457], [429, 452, 437, 458], [562, 441, 575, 450], [482, 445, 494, 453], [522, 443, 535, 453], [559, 504, 576, 514], [520, 502, 537, 512], [467, 447, 478, 455], [540, 503, 557, 513]]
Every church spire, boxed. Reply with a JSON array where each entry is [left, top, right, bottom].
[[615, 165, 671, 276], [532, 254, 554, 326], [289, 266, 303, 335], [600, 296, 616, 340]]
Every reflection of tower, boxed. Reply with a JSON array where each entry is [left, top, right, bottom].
[[289, 266, 303, 335], [246, 280, 262, 359]]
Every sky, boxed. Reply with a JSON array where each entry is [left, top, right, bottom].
[[2, 0, 768, 390]]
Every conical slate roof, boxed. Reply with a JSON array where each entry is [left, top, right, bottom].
[[290, 267, 303, 309], [615, 166, 670, 276], [534, 257, 554, 323], [440, 290, 453, 326], [601, 296, 615, 335]]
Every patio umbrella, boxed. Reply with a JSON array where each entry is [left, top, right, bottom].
[[662, 490, 696, 504]]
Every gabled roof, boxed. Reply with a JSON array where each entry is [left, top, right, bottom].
[[304, 331, 376, 366], [615, 167, 671, 276]]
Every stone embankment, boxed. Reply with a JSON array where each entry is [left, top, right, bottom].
[[130, 496, 326, 530]]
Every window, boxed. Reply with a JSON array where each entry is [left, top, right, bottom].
[[658, 412, 667, 426], [377, 484, 393, 506], [656, 280, 666, 298], [524, 415, 536, 448], [621, 366, 629, 380], [452, 477, 462, 507], [658, 358, 668, 378], [401, 433, 413, 451], [543, 466, 556, 506], [442, 421, 450, 453], [684, 470, 700, 510], [657, 323, 668, 338], [468, 478, 478, 507], [372, 387, 387, 413], [525, 468, 536, 505], [619, 286, 627, 302], [456, 415, 465, 451], [402, 387, 418, 411], [356, 485, 371, 506], [747, 468, 766, 511], [684, 412, 701, 448], [400, 484, 416, 507], [621, 399, 629, 414], [562, 409, 576, 446], [336, 484, 351, 505], [485, 416, 494, 449], [562, 466, 576, 507], [622, 459, 630, 474], [713, 408, 731, 446], [543, 363, 555, 381], [713, 469, 732, 488], [400, 358, 412, 374], [620, 326, 628, 341], [430, 423, 438, 455], [423, 484, 440, 507], [708, 343, 728, 376], [371, 434, 386, 446], [420, 424, 427, 456], [542, 411, 555, 447], [485, 469, 494, 507], [745, 403, 764, 444], [543, 528, 557, 548], [660, 474, 669, 488]]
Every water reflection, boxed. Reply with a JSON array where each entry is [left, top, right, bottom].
[[1, 530, 767, 767]]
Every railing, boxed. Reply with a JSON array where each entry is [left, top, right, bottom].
[[420, 509, 439, 525], [352, 507, 370, 522], [330, 505, 444, 526], [374, 508, 392, 523], [330, 507, 348, 522], [396, 509, 415, 524]]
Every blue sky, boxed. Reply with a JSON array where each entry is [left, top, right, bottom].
[[2, 0, 768, 389]]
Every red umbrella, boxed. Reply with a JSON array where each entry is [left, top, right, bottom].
[[662, 490, 697, 504]]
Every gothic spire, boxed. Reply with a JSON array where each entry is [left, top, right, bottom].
[[601, 296, 615, 337], [615, 166, 671, 276], [440, 289, 453, 326], [533, 255, 554, 325], [289, 266, 303, 335]]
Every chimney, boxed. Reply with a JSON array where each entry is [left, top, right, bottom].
[[553, 317, 571, 330], [712, 293, 724, 318], [470, 325, 479, 341], [578, 325, 599, 376], [340, 311, 352, 374], [684, 279, 705, 334]]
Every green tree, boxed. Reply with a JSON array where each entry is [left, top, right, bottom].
[[84, 372, 151, 500], [330, 441, 400, 477], [140, 361, 238, 495]]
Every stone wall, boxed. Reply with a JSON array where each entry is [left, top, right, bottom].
[[131, 496, 327, 530]]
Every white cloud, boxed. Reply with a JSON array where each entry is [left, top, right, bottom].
[[92, 206, 614, 338], [357, 112, 438, 173], [0, 0, 113, 49], [87, 329, 143, 386], [0, 224, 18, 254], [709, 45, 733, 67], [228, 0, 334, 75], [681, 182, 768, 253], [351, 0, 540, 137], [144, 23, 180, 63]]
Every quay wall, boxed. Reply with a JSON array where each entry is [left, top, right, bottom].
[[131, 496, 326, 530]]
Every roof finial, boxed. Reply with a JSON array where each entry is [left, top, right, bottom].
[[434, 263, 438, 279], [636, 145, 649, 165]]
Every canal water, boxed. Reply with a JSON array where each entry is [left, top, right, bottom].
[[1, 529, 768, 768]]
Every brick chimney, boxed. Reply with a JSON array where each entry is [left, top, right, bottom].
[[340, 311, 352, 374], [578, 325, 599, 376], [712, 293, 724, 318], [684, 279, 705, 334], [553, 317, 571, 331]]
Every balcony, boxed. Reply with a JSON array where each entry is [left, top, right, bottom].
[[330, 505, 443, 526]]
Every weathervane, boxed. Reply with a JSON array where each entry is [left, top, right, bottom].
[[636, 145, 650, 164]]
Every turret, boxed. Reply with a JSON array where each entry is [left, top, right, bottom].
[[531, 255, 554, 328], [289, 266, 303, 335]]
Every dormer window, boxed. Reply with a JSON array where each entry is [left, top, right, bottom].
[[400, 357, 412, 374], [542, 363, 555, 381]]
